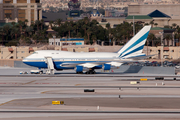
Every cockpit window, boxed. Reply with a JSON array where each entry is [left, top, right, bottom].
[[33, 52, 38, 54]]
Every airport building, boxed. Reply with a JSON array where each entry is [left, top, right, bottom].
[[97, 4, 180, 29], [0, 45, 180, 60], [0, 0, 42, 26], [49, 38, 85, 46], [149, 46, 180, 59], [0, 46, 37, 59], [0, 45, 98, 60], [128, 4, 180, 26]]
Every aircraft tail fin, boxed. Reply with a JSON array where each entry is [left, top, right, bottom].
[[117, 25, 151, 59]]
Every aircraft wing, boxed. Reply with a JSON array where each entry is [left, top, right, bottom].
[[61, 62, 106, 68], [60, 60, 140, 68]]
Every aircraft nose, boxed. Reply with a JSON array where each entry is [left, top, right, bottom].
[[22, 58, 27, 62]]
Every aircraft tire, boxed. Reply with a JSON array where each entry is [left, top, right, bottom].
[[76, 72, 83, 74], [85, 70, 96, 74]]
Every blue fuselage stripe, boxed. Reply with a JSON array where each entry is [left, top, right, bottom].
[[23, 61, 108, 70]]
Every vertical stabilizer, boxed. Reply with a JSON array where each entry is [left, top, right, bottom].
[[117, 25, 151, 59]]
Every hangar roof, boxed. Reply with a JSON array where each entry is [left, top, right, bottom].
[[126, 15, 152, 19]]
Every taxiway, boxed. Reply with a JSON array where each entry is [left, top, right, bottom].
[[0, 67, 180, 119]]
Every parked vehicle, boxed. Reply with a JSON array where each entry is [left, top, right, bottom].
[[175, 64, 180, 69]]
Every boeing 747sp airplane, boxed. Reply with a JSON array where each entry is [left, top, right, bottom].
[[23, 25, 151, 74]]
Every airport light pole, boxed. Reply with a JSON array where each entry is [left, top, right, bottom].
[[133, 16, 135, 36], [159, 32, 164, 67], [53, 35, 56, 48]]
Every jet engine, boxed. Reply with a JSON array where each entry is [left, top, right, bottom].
[[75, 66, 83, 73], [103, 64, 111, 71]]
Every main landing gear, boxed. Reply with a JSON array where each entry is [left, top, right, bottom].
[[76, 72, 83, 74], [85, 69, 96, 74]]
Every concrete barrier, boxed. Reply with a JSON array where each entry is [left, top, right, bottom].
[[115, 65, 175, 75]]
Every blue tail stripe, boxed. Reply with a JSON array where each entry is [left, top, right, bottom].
[[119, 31, 149, 57], [121, 45, 144, 58]]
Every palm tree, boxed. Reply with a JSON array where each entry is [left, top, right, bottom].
[[35, 20, 40, 31], [164, 34, 172, 46], [56, 19, 62, 27], [74, 22, 80, 34], [172, 23, 177, 29], [122, 22, 132, 43], [25, 26, 33, 37], [32, 34, 38, 45], [176, 34, 180, 46], [155, 37, 161, 46], [164, 25, 170, 28], [77, 32, 82, 38], [18, 20, 23, 33], [67, 25, 72, 38], [176, 28, 180, 34], [144, 23, 149, 26], [147, 33, 156, 46], [106, 23, 110, 45], [14, 28, 19, 41], [83, 17, 89, 25], [3, 24, 11, 41], [11, 22, 16, 27], [82, 24, 87, 36], [87, 29, 92, 44], [135, 23, 143, 34], [154, 23, 158, 27], [91, 35, 97, 45], [49, 21, 54, 28], [106, 23, 110, 30], [40, 19, 44, 30], [149, 20, 154, 28], [24, 19, 28, 25], [10, 27, 16, 39]]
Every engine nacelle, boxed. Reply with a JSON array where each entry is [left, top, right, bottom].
[[103, 64, 111, 71], [75, 66, 83, 73]]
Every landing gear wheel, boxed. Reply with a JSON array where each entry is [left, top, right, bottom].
[[86, 70, 96, 74], [76, 72, 83, 74]]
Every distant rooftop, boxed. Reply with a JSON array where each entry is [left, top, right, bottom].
[[0, 22, 16, 30], [42, 12, 67, 22], [126, 15, 152, 19], [148, 10, 171, 18], [60, 38, 84, 41], [0, 22, 12, 27]]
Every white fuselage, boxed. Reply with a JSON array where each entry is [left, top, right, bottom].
[[23, 50, 123, 70]]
